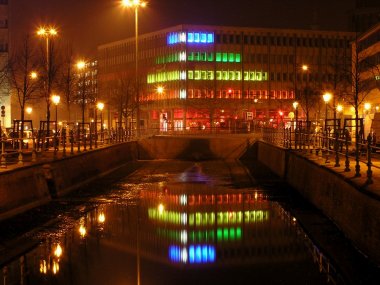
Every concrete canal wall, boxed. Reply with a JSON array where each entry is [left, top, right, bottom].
[[255, 140, 380, 264], [0, 142, 138, 221], [138, 135, 254, 160]]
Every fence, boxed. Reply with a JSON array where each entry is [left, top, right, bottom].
[[261, 125, 377, 185]]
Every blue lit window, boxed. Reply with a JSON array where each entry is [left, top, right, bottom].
[[200, 33, 207, 43], [188, 32, 194, 43], [194, 33, 200, 43], [207, 33, 214, 43]]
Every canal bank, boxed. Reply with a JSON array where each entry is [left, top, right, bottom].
[[0, 142, 138, 221], [253, 140, 380, 265]]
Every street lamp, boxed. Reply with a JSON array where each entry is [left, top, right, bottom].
[[37, 26, 58, 147], [323, 92, 332, 130], [26, 107, 32, 116], [76, 60, 87, 144], [51, 95, 60, 153], [121, 0, 147, 137], [292, 101, 299, 130], [97, 102, 104, 142]]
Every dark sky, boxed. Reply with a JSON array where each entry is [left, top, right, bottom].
[[10, 0, 355, 55]]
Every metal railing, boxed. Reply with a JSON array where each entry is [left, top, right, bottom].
[[261, 125, 378, 185]]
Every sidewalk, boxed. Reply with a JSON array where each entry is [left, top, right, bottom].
[[290, 147, 380, 199]]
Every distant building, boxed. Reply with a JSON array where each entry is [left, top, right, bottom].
[[98, 24, 355, 132], [0, 0, 9, 128]]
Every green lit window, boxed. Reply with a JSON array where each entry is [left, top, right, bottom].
[[229, 71, 235, 80], [188, 52, 194, 61], [216, 71, 222, 80], [200, 52, 206, 61], [207, 53, 214, 61], [201, 70, 207, 80], [194, 52, 200, 61], [235, 53, 241, 62], [222, 71, 228, 80], [216, 52, 222, 62], [207, 71, 214, 80], [228, 53, 234, 62], [194, 70, 200, 80], [243, 71, 249, 81], [222, 53, 228, 62]]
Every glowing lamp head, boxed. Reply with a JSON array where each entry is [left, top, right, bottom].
[[30, 71, 38, 79], [364, 102, 371, 111], [292, 101, 299, 109], [54, 244, 63, 258], [323, 92, 332, 103], [51, 95, 60, 105], [228, 88, 232, 94], [279, 110, 284, 116], [336, 105, 343, 112], [122, 0, 146, 7], [37, 26, 58, 37], [76, 60, 86, 70], [157, 86, 164, 94], [98, 213, 106, 223], [26, 107, 32, 115], [302, 64, 308, 71], [97, 102, 104, 111]]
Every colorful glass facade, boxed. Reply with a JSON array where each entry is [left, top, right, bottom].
[[98, 24, 355, 131]]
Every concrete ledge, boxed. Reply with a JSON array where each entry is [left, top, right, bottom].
[[0, 142, 138, 221], [255, 141, 380, 264]]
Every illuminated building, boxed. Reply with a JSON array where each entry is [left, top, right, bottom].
[[354, 22, 380, 135], [98, 24, 355, 131], [0, 0, 9, 127]]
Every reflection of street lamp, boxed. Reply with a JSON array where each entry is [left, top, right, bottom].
[[97, 102, 104, 142], [323, 92, 332, 130], [121, 0, 147, 137], [52, 95, 60, 153]]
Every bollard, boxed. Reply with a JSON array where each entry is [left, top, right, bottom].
[[325, 130, 330, 164], [334, 131, 340, 167], [366, 133, 373, 184], [32, 137, 37, 162], [83, 129, 87, 151]]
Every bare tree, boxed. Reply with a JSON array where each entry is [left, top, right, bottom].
[[8, 35, 40, 138], [58, 44, 76, 123]]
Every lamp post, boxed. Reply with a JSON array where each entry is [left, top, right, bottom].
[[76, 60, 87, 148], [97, 102, 104, 144], [323, 92, 332, 131], [293, 101, 299, 149], [37, 26, 58, 149], [52, 95, 60, 154], [121, 0, 146, 138]]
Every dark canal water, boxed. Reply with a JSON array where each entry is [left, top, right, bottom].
[[1, 160, 379, 284]]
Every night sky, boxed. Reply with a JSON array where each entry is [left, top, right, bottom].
[[10, 0, 355, 55]]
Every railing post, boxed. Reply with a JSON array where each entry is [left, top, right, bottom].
[[334, 130, 340, 167], [1, 138, 6, 168], [62, 128, 66, 157], [70, 130, 74, 155], [325, 130, 330, 164], [344, 131, 350, 172], [366, 133, 373, 185], [32, 136, 37, 162], [77, 128, 81, 153], [83, 129, 87, 151]]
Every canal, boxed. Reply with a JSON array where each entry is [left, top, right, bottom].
[[0, 160, 379, 284]]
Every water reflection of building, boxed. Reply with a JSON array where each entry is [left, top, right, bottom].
[[93, 183, 310, 266]]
